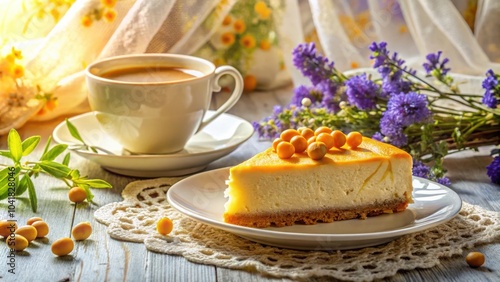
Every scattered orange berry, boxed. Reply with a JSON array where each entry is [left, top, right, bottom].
[[0, 220, 17, 237], [331, 130, 347, 148], [316, 133, 334, 149], [156, 217, 174, 235], [466, 252, 485, 268], [32, 221, 49, 238], [276, 142, 295, 159], [72, 222, 92, 241], [307, 136, 317, 146], [6, 234, 29, 251], [68, 186, 87, 203], [280, 129, 300, 142], [272, 138, 283, 152], [15, 225, 37, 242], [307, 142, 328, 160], [290, 135, 308, 153], [299, 128, 315, 140], [26, 217, 43, 225], [346, 132, 363, 149], [51, 237, 74, 256], [315, 126, 332, 135]]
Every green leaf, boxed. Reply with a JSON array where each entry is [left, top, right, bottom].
[[78, 184, 94, 202], [16, 174, 30, 196], [21, 135, 41, 156], [0, 150, 13, 159], [66, 119, 85, 144], [37, 160, 72, 178], [8, 129, 23, 163], [26, 176, 37, 212], [41, 144, 68, 161], [79, 178, 112, 189], [62, 153, 71, 166], [0, 167, 20, 200], [0, 181, 8, 200], [42, 135, 52, 156], [70, 169, 80, 179]]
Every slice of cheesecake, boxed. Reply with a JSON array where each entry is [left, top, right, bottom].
[[224, 137, 413, 228]]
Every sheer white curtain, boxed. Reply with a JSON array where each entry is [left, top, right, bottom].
[[1, 0, 498, 134], [300, 0, 500, 79]]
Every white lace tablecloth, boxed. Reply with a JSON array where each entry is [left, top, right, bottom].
[[94, 177, 500, 281]]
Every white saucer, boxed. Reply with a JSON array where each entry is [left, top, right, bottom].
[[52, 112, 254, 177], [167, 168, 462, 250]]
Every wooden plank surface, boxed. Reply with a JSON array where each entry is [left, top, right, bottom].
[[0, 84, 498, 281]]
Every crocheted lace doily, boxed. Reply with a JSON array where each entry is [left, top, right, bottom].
[[94, 177, 500, 281]]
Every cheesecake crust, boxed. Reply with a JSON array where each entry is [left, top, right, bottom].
[[223, 197, 409, 228]]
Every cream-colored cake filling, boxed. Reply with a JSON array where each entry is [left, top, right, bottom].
[[224, 158, 412, 215]]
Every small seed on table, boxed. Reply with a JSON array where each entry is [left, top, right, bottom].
[[51, 237, 74, 256], [157, 217, 174, 235], [72, 222, 92, 241], [466, 251, 485, 268]]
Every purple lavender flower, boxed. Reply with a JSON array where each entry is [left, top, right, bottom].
[[292, 43, 334, 86], [486, 156, 500, 184], [290, 85, 325, 107], [345, 73, 379, 110], [371, 132, 384, 142], [317, 80, 340, 112], [369, 42, 389, 68], [482, 91, 498, 109], [379, 115, 408, 147], [482, 69, 499, 109], [437, 177, 452, 186], [381, 70, 412, 97], [423, 51, 451, 76], [385, 92, 432, 126], [291, 85, 312, 106], [413, 161, 451, 186], [273, 105, 283, 115], [412, 161, 430, 178]]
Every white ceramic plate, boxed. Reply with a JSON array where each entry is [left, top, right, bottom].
[[167, 167, 462, 250], [52, 112, 253, 177]]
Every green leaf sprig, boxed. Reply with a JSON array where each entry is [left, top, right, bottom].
[[0, 128, 112, 212]]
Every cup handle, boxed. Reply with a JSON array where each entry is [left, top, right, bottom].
[[197, 65, 243, 132]]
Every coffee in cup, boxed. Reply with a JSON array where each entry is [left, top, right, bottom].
[[85, 54, 243, 154]]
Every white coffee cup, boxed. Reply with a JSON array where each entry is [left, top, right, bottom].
[[85, 54, 243, 154]]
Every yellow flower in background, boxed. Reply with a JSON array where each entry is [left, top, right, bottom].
[[233, 19, 246, 33], [10, 64, 25, 79], [11, 48, 22, 60], [101, 0, 117, 8], [240, 34, 256, 48], [5, 54, 15, 64], [222, 15, 232, 26], [259, 39, 271, 50], [221, 32, 235, 46], [81, 0, 119, 27], [254, 1, 271, 20], [1, 48, 24, 79], [103, 9, 117, 22], [81, 15, 92, 27], [213, 58, 225, 66]]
